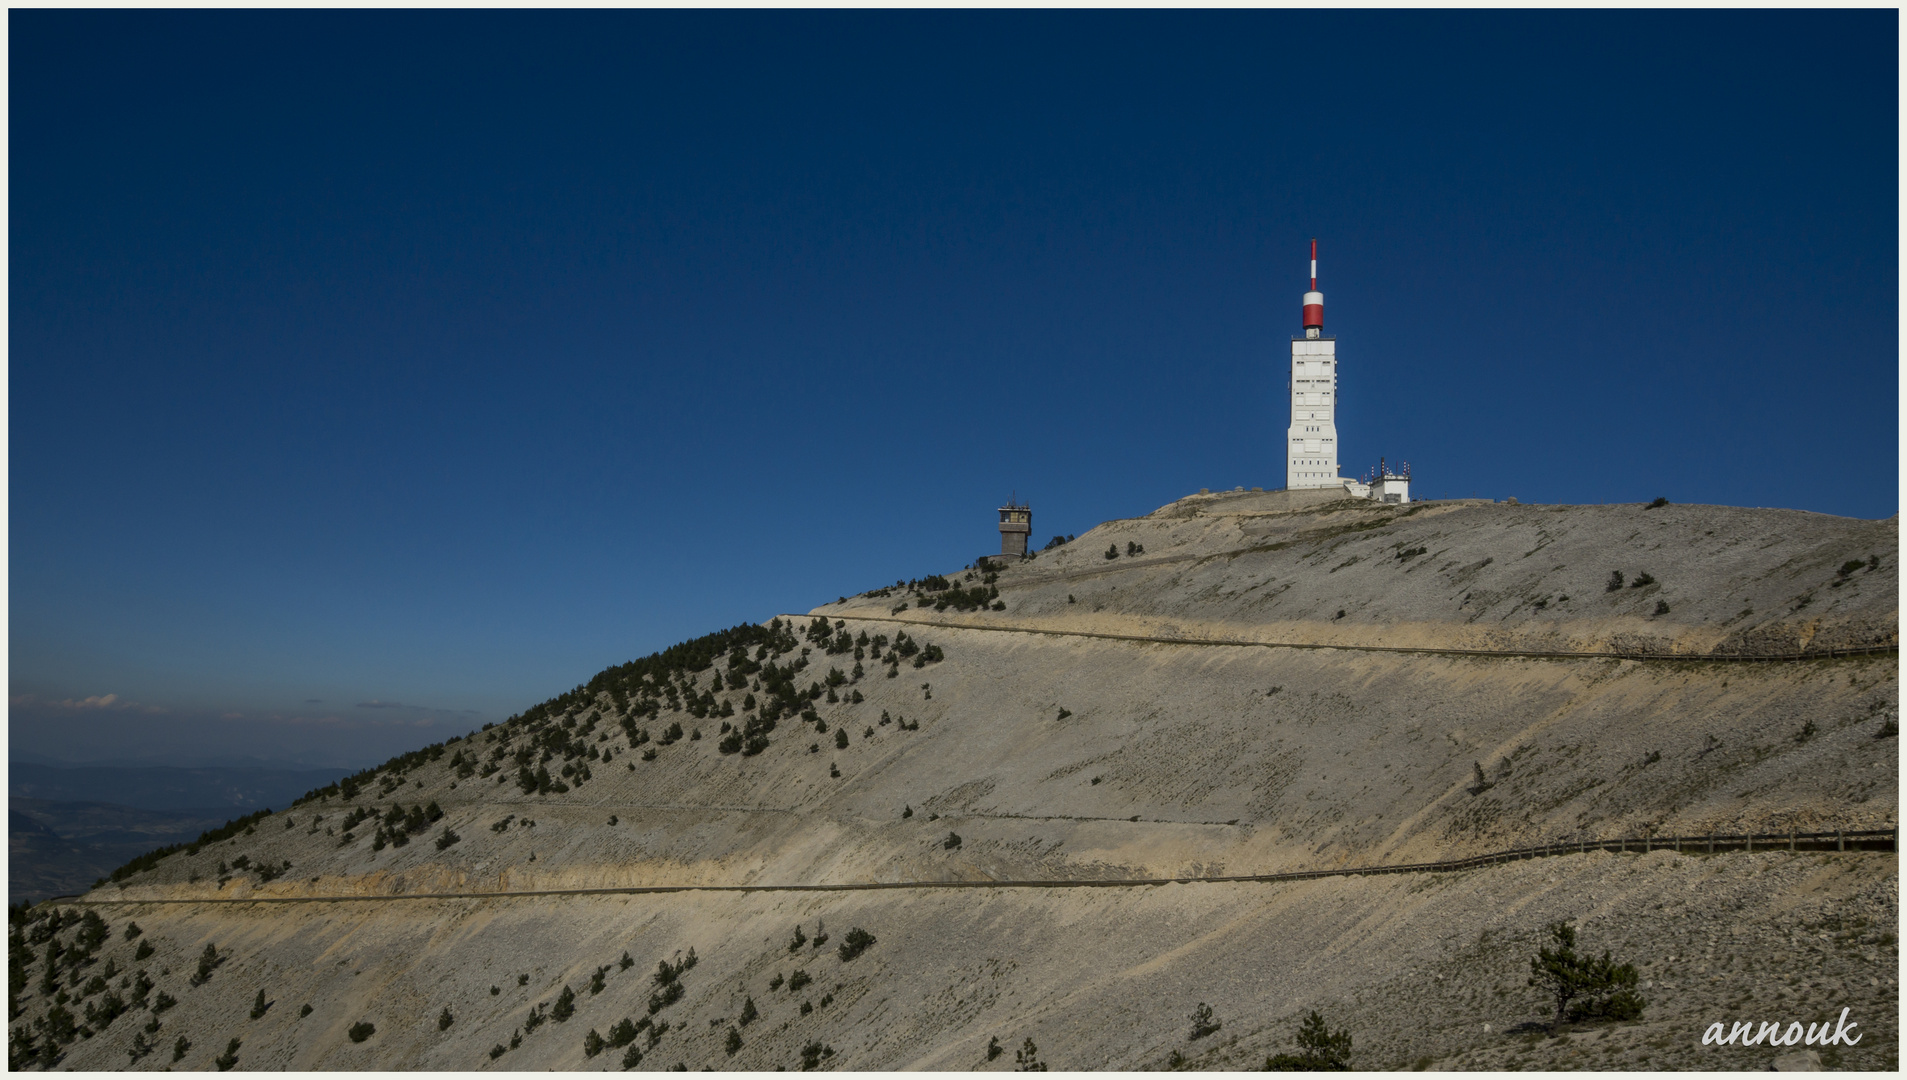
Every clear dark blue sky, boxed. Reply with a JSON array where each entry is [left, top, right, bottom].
[[11, 11, 1897, 768]]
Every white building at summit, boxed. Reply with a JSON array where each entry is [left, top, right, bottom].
[[1284, 241, 1410, 504]]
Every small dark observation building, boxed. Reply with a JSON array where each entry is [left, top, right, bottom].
[[998, 497, 1032, 557]]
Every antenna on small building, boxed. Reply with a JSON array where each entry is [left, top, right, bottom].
[[997, 496, 1032, 558]]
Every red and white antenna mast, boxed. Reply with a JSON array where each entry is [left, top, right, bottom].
[[1302, 238, 1324, 337]]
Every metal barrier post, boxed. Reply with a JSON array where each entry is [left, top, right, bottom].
[[1837, 829, 1844, 852], [1788, 831, 1795, 852], [1746, 834, 1752, 853], [1706, 834, 1714, 854]]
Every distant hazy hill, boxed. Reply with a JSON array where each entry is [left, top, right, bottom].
[[8, 764, 350, 905], [9, 763, 350, 812], [8, 799, 240, 905]]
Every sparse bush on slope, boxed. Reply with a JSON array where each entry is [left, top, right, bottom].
[[1526, 922, 1644, 1030], [1265, 1011, 1350, 1071]]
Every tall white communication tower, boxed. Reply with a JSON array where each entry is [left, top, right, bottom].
[[1286, 238, 1339, 489]]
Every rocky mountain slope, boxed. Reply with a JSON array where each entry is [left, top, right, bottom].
[[9, 494, 1897, 1071]]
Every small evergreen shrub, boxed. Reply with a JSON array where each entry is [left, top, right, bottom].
[[1015, 1037, 1046, 1071], [787, 970, 811, 993], [214, 1037, 241, 1071], [348, 1021, 376, 1043], [1526, 922, 1645, 1030], [1188, 1002, 1220, 1039], [646, 982, 683, 1015], [943, 832, 962, 850], [189, 943, 220, 986], [1265, 1011, 1350, 1070], [838, 928, 876, 962], [439, 1006, 454, 1031], [250, 990, 269, 1019], [1605, 570, 1624, 592], [725, 1026, 743, 1055]]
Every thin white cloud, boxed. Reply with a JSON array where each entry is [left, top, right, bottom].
[[11, 692, 166, 713]]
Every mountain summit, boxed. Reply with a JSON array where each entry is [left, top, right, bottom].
[[11, 494, 1897, 1071]]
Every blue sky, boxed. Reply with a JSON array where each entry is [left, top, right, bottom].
[[10, 11, 1897, 769]]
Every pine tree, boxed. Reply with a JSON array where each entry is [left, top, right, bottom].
[[1265, 1011, 1350, 1070], [1527, 922, 1645, 1029], [1015, 1037, 1048, 1071]]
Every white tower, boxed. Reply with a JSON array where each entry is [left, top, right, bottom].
[[1286, 238, 1339, 489]]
